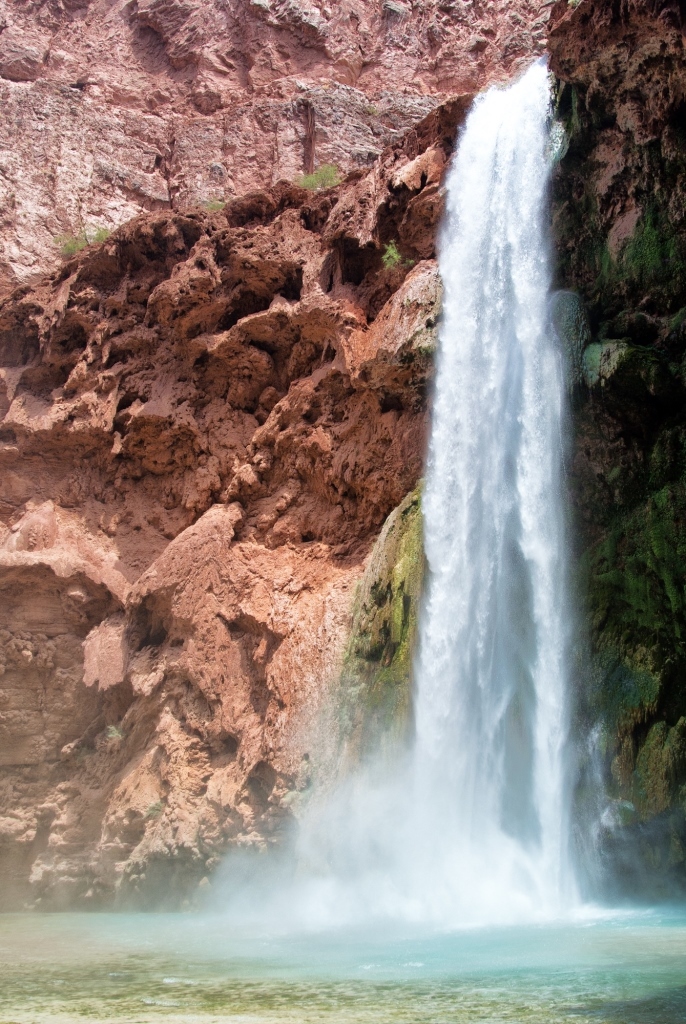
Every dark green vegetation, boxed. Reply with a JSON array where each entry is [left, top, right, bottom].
[[553, 70, 686, 893]]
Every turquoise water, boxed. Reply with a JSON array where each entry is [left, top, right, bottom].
[[1, 911, 686, 1022]]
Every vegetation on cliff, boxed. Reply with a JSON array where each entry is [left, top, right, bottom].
[[337, 487, 424, 765]]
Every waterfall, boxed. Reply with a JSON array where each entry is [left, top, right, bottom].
[[403, 58, 574, 921], [222, 61, 577, 930]]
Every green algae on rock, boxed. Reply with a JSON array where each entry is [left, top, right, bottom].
[[337, 487, 424, 765]]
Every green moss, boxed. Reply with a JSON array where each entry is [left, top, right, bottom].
[[634, 718, 686, 819], [338, 487, 424, 762], [144, 800, 164, 819], [587, 482, 686, 652], [591, 207, 686, 308], [586, 651, 661, 737], [571, 86, 580, 135], [553, 73, 686, 873], [581, 470, 686, 827], [623, 212, 666, 287]]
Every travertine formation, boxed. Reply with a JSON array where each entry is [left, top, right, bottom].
[[0, 102, 456, 908], [0, 0, 550, 293]]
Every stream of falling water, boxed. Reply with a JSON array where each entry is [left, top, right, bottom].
[[404, 57, 574, 922]]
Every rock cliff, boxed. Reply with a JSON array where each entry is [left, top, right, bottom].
[[550, 0, 686, 896], [0, 0, 548, 294], [0, 93, 456, 908], [3, 0, 685, 911]]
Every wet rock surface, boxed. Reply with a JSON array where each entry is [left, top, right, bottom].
[[550, 0, 686, 896], [337, 486, 424, 768]]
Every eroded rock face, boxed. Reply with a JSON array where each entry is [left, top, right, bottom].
[[550, 0, 686, 896], [0, 110, 449, 908], [0, 0, 550, 293]]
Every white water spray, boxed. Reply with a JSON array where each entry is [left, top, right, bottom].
[[221, 61, 576, 929]]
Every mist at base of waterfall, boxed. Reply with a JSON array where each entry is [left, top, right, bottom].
[[2, 910, 686, 1024]]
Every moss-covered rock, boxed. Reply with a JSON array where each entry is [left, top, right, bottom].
[[573, 359, 686, 887], [581, 341, 628, 388], [337, 486, 424, 765]]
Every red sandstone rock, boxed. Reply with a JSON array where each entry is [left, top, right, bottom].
[[0, 108, 456, 907], [0, 0, 556, 910], [0, 0, 548, 293]]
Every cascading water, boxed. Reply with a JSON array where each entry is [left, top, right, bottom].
[[402, 57, 575, 922], [221, 60, 577, 930]]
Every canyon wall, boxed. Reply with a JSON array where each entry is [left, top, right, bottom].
[[0, 94, 456, 908], [550, 0, 686, 896], [0, 0, 549, 295], [3, 0, 686, 910]]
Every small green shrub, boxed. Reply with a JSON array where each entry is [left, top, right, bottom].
[[54, 232, 88, 256], [298, 164, 341, 190], [203, 199, 226, 212], [54, 226, 110, 257], [381, 240, 414, 271], [382, 241, 402, 269], [145, 800, 164, 819], [105, 724, 123, 741]]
